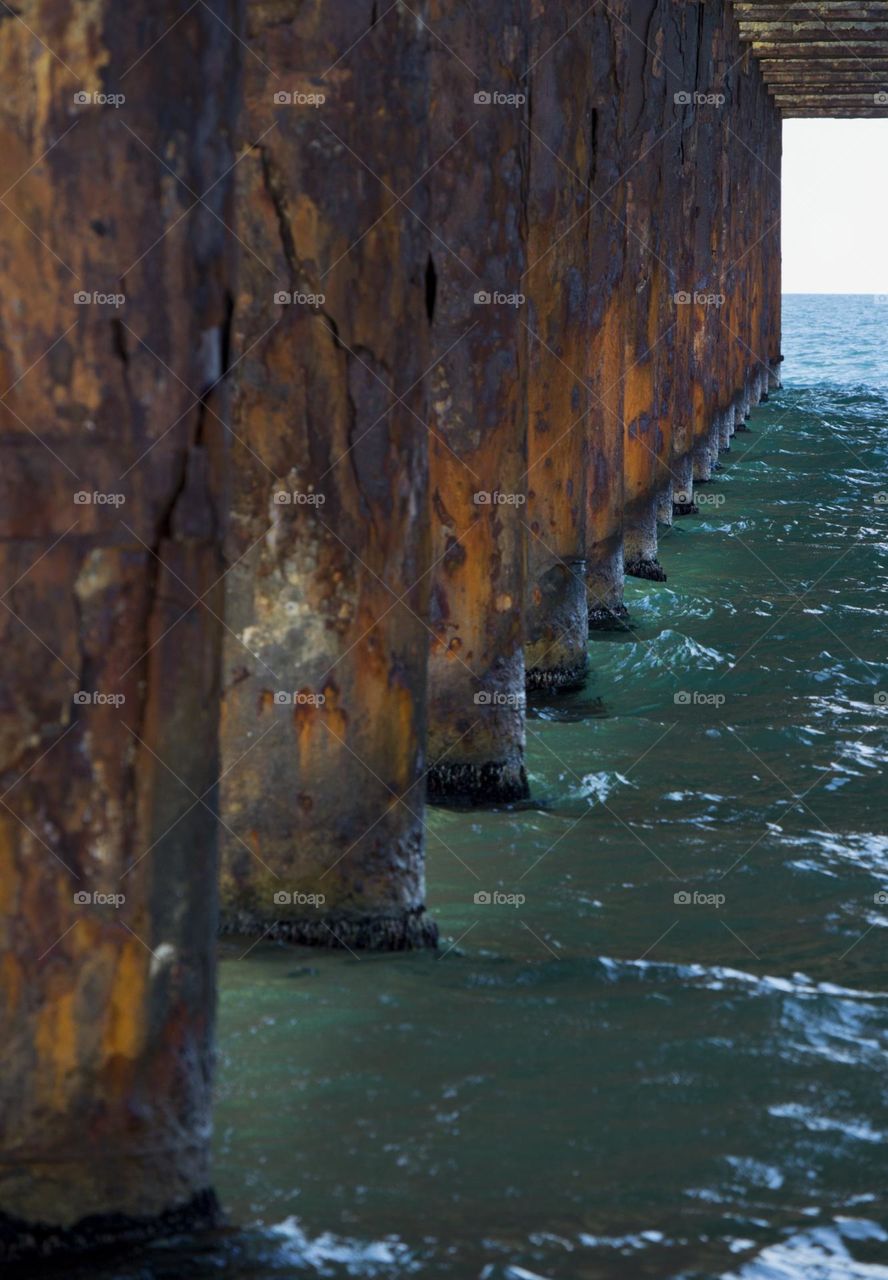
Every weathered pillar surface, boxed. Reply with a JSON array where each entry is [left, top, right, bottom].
[[583, 0, 631, 630], [425, 2, 530, 804], [724, 44, 753, 445], [0, 1, 239, 1258], [719, 28, 782, 443], [219, 5, 436, 948], [682, 7, 783, 491], [756, 55, 783, 396], [660, 4, 703, 530], [620, 0, 681, 585], [673, 3, 722, 516], [0, 0, 789, 1245], [692, 12, 727, 485], [523, 2, 594, 692]]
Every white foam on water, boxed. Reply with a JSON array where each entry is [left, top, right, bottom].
[[270, 1216, 421, 1275], [721, 1220, 888, 1279]]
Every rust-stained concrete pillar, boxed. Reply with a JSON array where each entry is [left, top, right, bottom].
[[525, 2, 629, 677], [735, 56, 760, 433], [604, 2, 782, 535], [683, 9, 726, 506], [707, 13, 751, 468], [765, 99, 784, 392], [717, 38, 743, 459], [620, 0, 682, 584], [219, 6, 437, 947], [0, 1, 240, 1259], [696, 8, 734, 482], [425, 2, 530, 804], [720, 30, 781, 436], [583, 0, 631, 631], [752, 57, 780, 414], [665, 2, 717, 529], [523, 1, 597, 692]]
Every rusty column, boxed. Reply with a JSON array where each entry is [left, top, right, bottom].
[[524, 3, 630, 679], [425, 2, 531, 804], [748, 68, 771, 421], [523, 2, 596, 693], [765, 76, 783, 391], [0, 1, 240, 1259], [719, 39, 744, 456], [219, 5, 437, 948], [667, 4, 708, 520], [735, 53, 759, 434], [620, 0, 681, 584], [743, 73, 763, 427], [694, 6, 732, 485], [674, 2, 724, 515], [583, 0, 631, 631], [745, 61, 769, 418], [722, 38, 777, 439]]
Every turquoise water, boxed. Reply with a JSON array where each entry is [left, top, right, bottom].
[[56, 295, 888, 1278]]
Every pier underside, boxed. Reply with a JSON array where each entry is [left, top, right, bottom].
[[736, 2, 888, 115]]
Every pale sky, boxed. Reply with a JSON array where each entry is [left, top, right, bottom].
[[781, 119, 888, 294]]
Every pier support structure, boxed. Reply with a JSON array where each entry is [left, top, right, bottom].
[[0, 1, 240, 1258], [424, 1, 531, 806], [20, 0, 888, 1253], [523, 1, 595, 693], [219, 3, 437, 949]]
